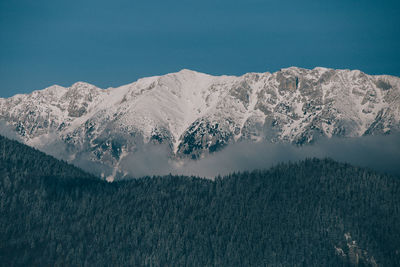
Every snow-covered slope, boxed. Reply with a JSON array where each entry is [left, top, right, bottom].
[[1, 67, 399, 178]]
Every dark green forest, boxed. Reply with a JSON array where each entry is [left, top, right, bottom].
[[0, 135, 399, 266]]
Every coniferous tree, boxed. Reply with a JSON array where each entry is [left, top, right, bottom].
[[0, 135, 399, 266]]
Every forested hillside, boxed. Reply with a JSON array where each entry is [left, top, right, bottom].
[[0, 135, 399, 266], [0, 135, 96, 180]]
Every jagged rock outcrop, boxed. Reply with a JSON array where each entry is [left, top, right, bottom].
[[1, 67, 399, 177]]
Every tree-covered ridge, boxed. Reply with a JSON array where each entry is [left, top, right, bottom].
[[0, 135, 95, 180], [0, 135, 399, 266]]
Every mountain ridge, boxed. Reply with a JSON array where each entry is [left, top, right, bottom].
[[1, 67, 399, 179]]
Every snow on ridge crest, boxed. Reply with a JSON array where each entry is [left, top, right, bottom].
[[0, 67, 399, 178]]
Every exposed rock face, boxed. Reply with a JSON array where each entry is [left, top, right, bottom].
[[1, 67, 399, 177], [177, 119, 235, 159]]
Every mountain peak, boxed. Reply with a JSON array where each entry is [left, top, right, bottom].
[[177, 68, 200, 74], [171, 69, 211, 79], [39, 84, 67, 96], [69, 81, 97, 89], [0, 67, 399, 178]]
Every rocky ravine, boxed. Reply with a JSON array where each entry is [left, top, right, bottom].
[[1, 67, 399, 178]]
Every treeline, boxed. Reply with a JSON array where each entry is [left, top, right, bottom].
[[0, 135, 399, 266]]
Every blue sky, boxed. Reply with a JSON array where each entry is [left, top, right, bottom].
[[0, 0, 399, 97]]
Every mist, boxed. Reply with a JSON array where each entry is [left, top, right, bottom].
[[1, 118, 398, 179], [118, 134, 400, 179], [0, 121, 22, 142]]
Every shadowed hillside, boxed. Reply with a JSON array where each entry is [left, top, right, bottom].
[[0, 135, 96, 180], [0, 135, 399, 266]]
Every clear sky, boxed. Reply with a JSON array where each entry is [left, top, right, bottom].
[[0, 0, 399, 97]]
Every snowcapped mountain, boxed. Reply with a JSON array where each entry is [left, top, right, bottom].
[[1, 67, 399, 178]]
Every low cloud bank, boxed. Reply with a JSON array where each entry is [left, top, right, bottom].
[[119, 134, 400, 179], [0, 121, 22, 141], [1, 120, 398, 179]]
